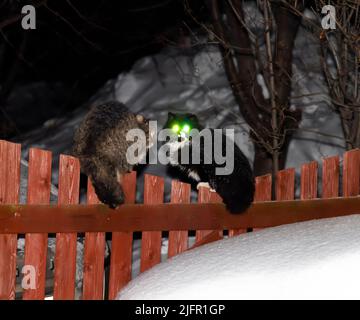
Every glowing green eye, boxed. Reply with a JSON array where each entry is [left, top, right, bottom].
[[172, 124, 180, 133], [183, 124, 191, 133]]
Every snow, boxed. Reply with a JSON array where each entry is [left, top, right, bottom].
[[117, 215, 360, 300]]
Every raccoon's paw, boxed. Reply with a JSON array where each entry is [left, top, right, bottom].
[[98, 192, 125, 209], [196, 182, 216, 192], [93, 184, 125, 209]]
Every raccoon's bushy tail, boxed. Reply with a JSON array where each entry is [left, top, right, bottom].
[[84, 159, 125, 209]]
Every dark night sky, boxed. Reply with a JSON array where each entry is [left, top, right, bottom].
[[0, 0, 206, 138]]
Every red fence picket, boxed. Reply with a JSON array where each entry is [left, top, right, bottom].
[[0, 140, 21, 300], [276, 168, 295, 200], [53, 155, 80, 300], [108, 171, 137, 300], [254, 174, 272, 202], [140, 174, 164, 273], [343, 149, 360, 197], [252, 174, 272, 232], [82, 180, 106, 300], [23, 148, 52, 300], [301, 162, 318, 200], [193, 187, 223, 248], [168, 180, 191, 258], [322, 156, 339, 198]]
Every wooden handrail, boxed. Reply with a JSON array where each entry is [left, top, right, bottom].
[[0, 196, 359, 233]]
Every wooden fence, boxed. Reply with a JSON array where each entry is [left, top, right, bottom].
[[0, 139, 359, 300]]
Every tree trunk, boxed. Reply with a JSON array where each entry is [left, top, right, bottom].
[[205, 0, 304, 184]]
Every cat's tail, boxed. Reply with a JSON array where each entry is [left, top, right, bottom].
[[222, 176, 255, 214], [224, 195, 253, 214], [84, 159, 125, 209]]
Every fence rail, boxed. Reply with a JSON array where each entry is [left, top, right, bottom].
[[0, 139, 359, 300], [0, 197, 359, 233]]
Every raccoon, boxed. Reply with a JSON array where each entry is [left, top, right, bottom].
[[73, 101, 154, 208], [164, 112, 255, 213]]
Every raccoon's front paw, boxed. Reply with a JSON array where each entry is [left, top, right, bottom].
[[99, 194, 123, 209], [93, 185, 125, 209], [196, 182, 216, 192]]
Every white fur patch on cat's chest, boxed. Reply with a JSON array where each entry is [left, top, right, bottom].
[[166, 139, 190, 164]]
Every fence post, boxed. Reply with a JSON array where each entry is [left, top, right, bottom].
[[140, 175, 164, 273], [0, 140, 21, 300], [53, 155, 80, 300], [343, 149, 360, 197], [168, 180, 190, 258], [252, 174, 272, 232], [82, 180, 106, 300], [276, 168, 295, 201], [23, 148, 52, 300], [192, 187, 223, 248], [108, 171, 136, 300], [322, 156, 339, 198], [301, 161, 318, 200]]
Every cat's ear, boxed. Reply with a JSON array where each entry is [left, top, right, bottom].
[[136, 114, 145, 123], [168, 112, 175, 120], [186, 113, 198, 121]]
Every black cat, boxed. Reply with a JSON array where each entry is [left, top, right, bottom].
[[164, 112, 255, 213]]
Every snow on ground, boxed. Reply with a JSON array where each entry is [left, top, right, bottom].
[[117, 215, 360, 300]]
